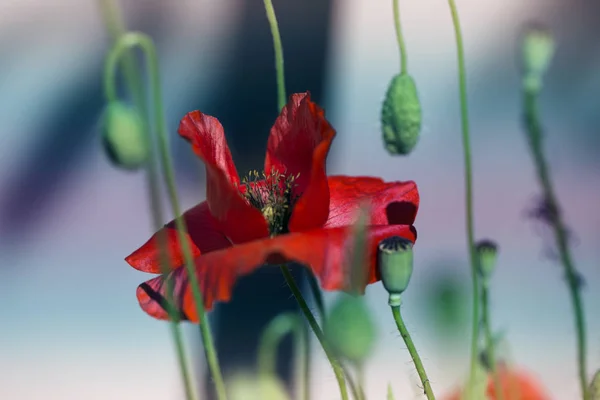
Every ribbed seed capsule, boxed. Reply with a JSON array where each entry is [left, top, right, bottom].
[[102, 101, 149, 170], [378, 236, 414, 306], [476, 239, 499, 281], [381, 73, 422, 155]]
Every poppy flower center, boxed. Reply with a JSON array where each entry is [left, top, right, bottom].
[[241, 169, 300, 236]]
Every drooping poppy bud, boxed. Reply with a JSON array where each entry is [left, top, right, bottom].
[[378, 236, 414, 306], [590, 369, 600, 400], [381, 73, 422, 155], [324, 294, 376, 365], [520, 24, 555, 92], [228, 372, 290, 400], [102, 101, 149, 170], [476, 239, 498, 282]]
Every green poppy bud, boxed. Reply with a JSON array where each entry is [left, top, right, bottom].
[[324, 294, 376, 365], [476, 239, 498, 282], [102, 101, 149, 170], [228, 372, 290, 400], [381, 73, 422, 155], [521, 24, 555, 92], [590, 369, 600, 400], [378, 236, 414, 306]]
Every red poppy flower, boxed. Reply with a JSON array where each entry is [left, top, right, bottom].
[[125, 92, 419, 322], [445, 366, 551, 400]]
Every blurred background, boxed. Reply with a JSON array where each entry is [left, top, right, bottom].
[[1, 0, 599, 399]]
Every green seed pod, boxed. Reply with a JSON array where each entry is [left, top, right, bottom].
[[521, 24, 555, 92], [324, 294, 377, 365], [378, 236, 414, 306], [381, 73, 422, 155], [476, 239, 498, 282], [102, 101, 149, 170], [228, 373, 290, 400], [590, 369, 600, 400]]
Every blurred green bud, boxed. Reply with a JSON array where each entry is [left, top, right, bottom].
[[381, 73, 422, 155], [476, 239, 498, 281], [590, 369, 600, 400], [521, 24, 555, 92], [378, 236, 414, 306], [324, 294, 376, 365], [228, 373, 290, 400], [102, 101, 149, 170]]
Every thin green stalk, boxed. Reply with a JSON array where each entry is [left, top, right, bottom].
[[523, 88, 588, 399], [99, 3, 196, 399], [391, 306, 435, 400], [446, 1, 479, 397], [263, 0, 287, 111], [392, 0, 408, 74], [280, 266, 349, 400], [307, 272, 326, 320], [481, 283, 504, 400], [104, 33, 228, 400]]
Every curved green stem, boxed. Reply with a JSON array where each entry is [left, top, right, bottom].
[[481, 283, 504, 400], [258, 312, 309, 400], [306, 272, 326, 320], [446, 1, 479, 397], [392, 0, 408, 74], [280, 266, 349, 400], [99, 4, 196, 400], [391, 306, 435, 400], [263, 0, 287, 111], [104, 33, 228, 400], [523, 88, 588, 399]]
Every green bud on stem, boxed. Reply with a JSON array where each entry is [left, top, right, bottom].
[[520, 24, 555, 93], [378, 236, 414, 306], [324, 294, 376, 365], [381, 73, 422, 155], [476, 239, 498, 283], [102, 101, 149, 170]]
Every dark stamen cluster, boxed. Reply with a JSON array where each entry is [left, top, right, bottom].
[[241, 169, 300, 236]]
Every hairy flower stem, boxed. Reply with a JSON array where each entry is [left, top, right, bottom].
[[481, 283, 504, 400], [280, 266, 350, 400], [392, 0, 408, 74], [391, 306, 436, 400], [263, 0, 287, 111], [104, 33, 228, 400], [99, 4, 196, 400], [523, 88, 588, 399], [445, 1, 479, 397]]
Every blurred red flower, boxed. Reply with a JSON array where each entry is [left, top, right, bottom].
[[125, 92, 419, 322], [445, 366, 551, 400]]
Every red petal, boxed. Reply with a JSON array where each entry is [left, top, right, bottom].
[[136, 224, 416, 322], [179, 111, 269, 243], [325, 176, 419, 228], [125, 202, 232, 273], [264, 92, 335, 232]]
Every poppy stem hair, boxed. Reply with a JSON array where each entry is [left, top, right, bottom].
[[446, 1, 480, 397], [100, 3, 197, 400], [104, 33, 228, 400], [280, 265, 350, 400]]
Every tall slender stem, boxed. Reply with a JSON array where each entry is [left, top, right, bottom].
[[446, 1, 479, 396], [104, 34, 228, 400], [392, 0, 408, 74], [523, 88, 588, 399], [280, 266, 349, 400], [99, 3, 196, 399], [481, 283, 504, 400], [391, 306, 435, 400], [263, 0, 287, 111]]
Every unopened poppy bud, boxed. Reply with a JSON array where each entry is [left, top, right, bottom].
[[590, 369, 600, 400], [378, 236, 414, 306], [521, 24, 555, 92], [476, 239, 498, 281], [102, 101, 149, 170], [228, 373, 290, 400], [324, 295, 376, 365], [381, 73, 422, 155]]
